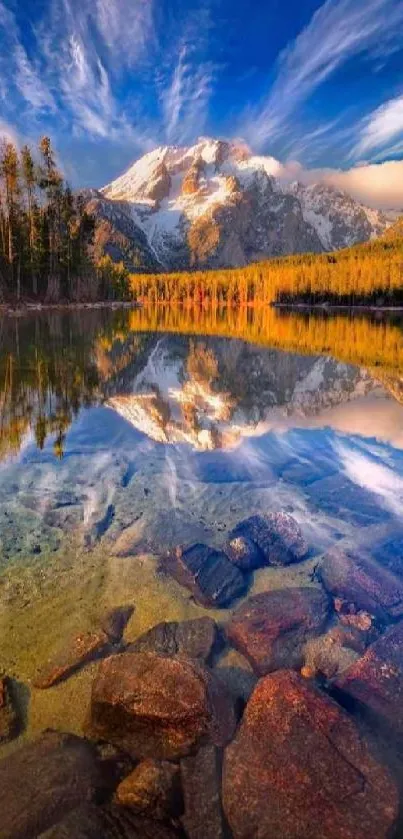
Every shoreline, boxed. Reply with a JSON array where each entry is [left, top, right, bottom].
[[2, 299, 403, 317], [0, 300, 141, 317], [272, 302, 403, 313]]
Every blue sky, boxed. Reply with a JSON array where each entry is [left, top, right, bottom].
[[1, 0, 403, 194]]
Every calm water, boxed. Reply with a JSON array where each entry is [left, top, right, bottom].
[[1, 306, 403, 800]]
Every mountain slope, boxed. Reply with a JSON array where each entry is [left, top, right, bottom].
[[91, 138, 391, 271]]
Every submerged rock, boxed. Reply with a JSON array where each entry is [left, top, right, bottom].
[[40, 803, 183, 838], [319, 546, 403, 620], [335, 620, 403, 733], [33, 630, 113, 689], [0, 731, 103, 839], [165, 543, 248, 607], [87, 652, 236, 759], [115, 759, 182, 821], [0, 675, 18, 743], [223, 534, 263, 570], [227, 586, 329, 674], [223, 670, 398, 839], [302, 629, 359, 680], [127, 617, 220, 663], [100, 605, 134, 644], [227, 512, 308, 568], [181, 745, 226, 839]]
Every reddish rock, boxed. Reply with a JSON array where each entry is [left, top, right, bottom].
[[100, 605, 134, 643], [146, 163, 171, 203], [228, 512, 308, 567], [87, 652, 236, 759], [115, 759, 182, 820], [128, 617, 220, 663], [182, 158, 205, 195], [227, 586, 329, 674], [223, 670, 398, 839], [34, 630, 113, 688], [0, 675, 18, 742], [0, 731, 103, 839], [165, 543, 248, 607], [335, 620, 403, 733], [320, 547, 403, 620], [181, 744, 226, 839]]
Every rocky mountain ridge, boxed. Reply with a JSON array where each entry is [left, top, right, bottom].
[[88, 138, 391, 271]]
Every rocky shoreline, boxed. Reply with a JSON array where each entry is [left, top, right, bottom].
[[1, 512, 403, 838]]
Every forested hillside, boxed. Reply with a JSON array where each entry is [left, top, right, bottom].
[[129, 231, 403, 307], [0, 137, 129, 303]]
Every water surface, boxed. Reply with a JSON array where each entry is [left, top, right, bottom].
[[1, 305, 403, 751]]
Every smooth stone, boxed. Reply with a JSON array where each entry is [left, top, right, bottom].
[[223, 670, 398, 839], [227, 586, 329, 675], [228, 512, 308, 568], [100, 605, 135, 644], [33, 630, 113, 688], [165, 543, 248, 608], [181, 745, 226, 839], [0, 731, 103, 839], [39, 804, 184, 838], [127, 617, 220, 663], [87, 652, 236, 759], [0, 675, 18, 743], [335, 620, 403, 733], [223, 534, 264, 570], [115, 759, 182, 821], [319, 546, 403, 620]]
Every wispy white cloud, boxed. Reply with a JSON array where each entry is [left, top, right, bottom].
[[162, 42, 216, 145], [0, 0, 154, 143], [243, 0, 403, 150], [353, 93, 403, 158], [0, 1, 55, 116]]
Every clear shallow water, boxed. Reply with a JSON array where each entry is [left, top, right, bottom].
[[1, 306, 403, 795]]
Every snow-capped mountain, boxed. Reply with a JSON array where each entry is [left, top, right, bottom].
[[287, 182, 388, 251], [90, 138, 390, 271]]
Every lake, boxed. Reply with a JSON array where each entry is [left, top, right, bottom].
[[1, 305, 403, 835]]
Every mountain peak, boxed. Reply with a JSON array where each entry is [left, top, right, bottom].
[[94, 138, 392, 271]]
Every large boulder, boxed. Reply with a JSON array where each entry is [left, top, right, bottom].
[[0, 731, 103, 839], [226, 512, 308, 569], [335, 620, 403, 733], [127, 617, 221, 664], [227, 587, 329, 674], [87, 652, 236, 759], [223, 671, 398, 839], [165, 543, 248, 607], [319, 546, 403, 620], [115, 759, 182, 821]]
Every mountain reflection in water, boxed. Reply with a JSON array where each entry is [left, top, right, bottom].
[[1, 304, 403, 460]]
